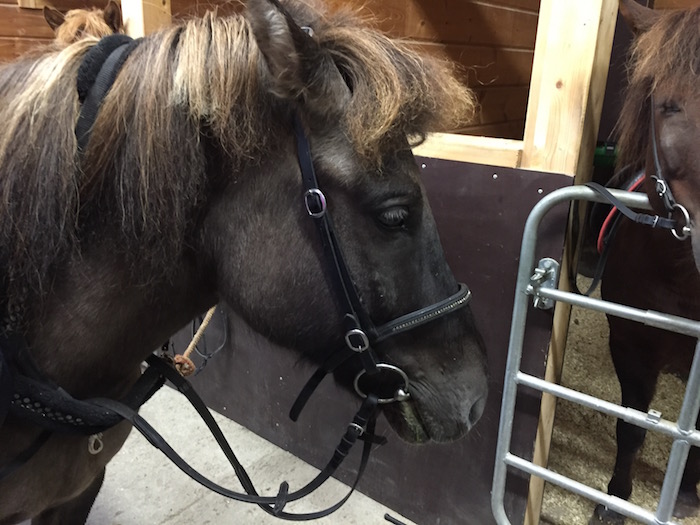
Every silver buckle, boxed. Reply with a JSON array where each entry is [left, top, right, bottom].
[[345, 328, 369, 352], [304, 188, 326, 218]]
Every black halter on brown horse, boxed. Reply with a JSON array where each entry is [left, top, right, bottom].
[[591, 1, 700, 523], [0, 0, 489, 523]]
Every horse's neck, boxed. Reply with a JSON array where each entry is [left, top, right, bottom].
[[26, 249, 216, 398]]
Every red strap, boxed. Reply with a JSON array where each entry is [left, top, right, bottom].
[[597, 175, 646, 254]]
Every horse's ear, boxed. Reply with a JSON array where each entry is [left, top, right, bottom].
[[103, 0, 123, 33], [43, 6, 65, 31], [619, 0, 661, 35], [246, 0, 321, 100]]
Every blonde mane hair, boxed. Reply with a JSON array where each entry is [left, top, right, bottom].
[[0, 0, 474, 314]]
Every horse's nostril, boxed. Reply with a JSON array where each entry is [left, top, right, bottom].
[[468, 396, 487, 428]]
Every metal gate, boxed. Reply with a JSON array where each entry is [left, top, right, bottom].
[[491, 185, 700, 525]]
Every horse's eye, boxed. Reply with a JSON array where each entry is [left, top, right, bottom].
[[378, 206, 409, 229], [660, 101, 681, 114]]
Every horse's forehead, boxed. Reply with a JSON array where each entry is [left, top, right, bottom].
[[312, 139, 418, 189]]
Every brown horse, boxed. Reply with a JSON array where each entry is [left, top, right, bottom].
[[592, 1, 700, 523], [0, 0, 488, 523], [43, 1, 122, 45]]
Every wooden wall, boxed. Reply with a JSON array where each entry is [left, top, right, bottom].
[[0, 0, 105, 61], [168, 0, 540, 141], [656, 0, 699, 8], [0, 0, 53, 60], [2, 0, 696, 137]]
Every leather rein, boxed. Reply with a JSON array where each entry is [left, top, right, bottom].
[[1, 29, 474, 520]]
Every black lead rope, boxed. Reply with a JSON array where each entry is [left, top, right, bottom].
[[585, 182, 677, 230], [93, 355, 384, 520]]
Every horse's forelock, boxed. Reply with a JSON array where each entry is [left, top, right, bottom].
[[317, 12, 475, 162], [55, 9, 116, 45], [617, 7, 700, 173]]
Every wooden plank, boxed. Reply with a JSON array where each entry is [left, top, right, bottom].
[[15, 0, 109, 9], [0, 5, 54, 38], [407, 1, 539, 48], [474, 85, 529, 125], [413, 133, 523, 168], [0, 35, 50, 61], [469, 0, 540, 10], [521, 1, 619, 524], [121, 0, 171, 36], [414, 41, 534, 88], [324, 0, 538, 47], [520, 0, 617, 177], [459, 119, 526, 141], [655, 0, 699, 8]]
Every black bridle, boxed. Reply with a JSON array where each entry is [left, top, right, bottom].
[[585, 93, 693, 253], [290, 112, 473, 419]]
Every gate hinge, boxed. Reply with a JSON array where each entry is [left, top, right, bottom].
[[525, 257, 560, 310]]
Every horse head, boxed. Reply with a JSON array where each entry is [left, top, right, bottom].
[[197, 0, 489, 443], [618, 0, 700, 271], [44, 0, 122, 45]]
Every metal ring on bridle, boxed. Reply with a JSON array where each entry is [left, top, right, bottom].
[[671, 203, 691, 241], [304, 188, 326, 218], [353, 363, 411, 404]]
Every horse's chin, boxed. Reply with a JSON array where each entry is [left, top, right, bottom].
[[382, 401, 431, 444]]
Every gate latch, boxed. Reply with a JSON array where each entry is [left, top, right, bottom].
[[526, 257, 560, 310]]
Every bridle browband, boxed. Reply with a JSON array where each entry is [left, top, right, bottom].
[[1, 25, 475, 520]]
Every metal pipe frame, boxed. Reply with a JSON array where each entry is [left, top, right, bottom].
[[491, 185, 700, 525]]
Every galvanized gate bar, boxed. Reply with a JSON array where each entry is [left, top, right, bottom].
[[490, 185, 700, 525]]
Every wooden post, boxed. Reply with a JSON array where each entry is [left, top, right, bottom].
[[121, 0, 171, 37], [520, 1, 619, 524]]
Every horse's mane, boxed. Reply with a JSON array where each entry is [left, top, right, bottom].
[[0, 1, 474, 323], [616, 6, 700, 173]]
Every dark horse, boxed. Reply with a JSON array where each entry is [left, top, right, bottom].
[[592, 0, 700, 523], [0, 0, 489, 523]]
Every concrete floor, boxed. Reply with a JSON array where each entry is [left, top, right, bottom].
[[75, 387, 417, 525]]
